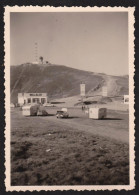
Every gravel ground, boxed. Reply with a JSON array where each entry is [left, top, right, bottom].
[[11, 108, 129, 185]]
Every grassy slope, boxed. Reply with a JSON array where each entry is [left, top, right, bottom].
[[11, 108, 129, 185], [10, 64, 129, 104]]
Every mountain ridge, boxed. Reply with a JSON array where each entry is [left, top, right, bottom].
[[10, 63, 129, 104]]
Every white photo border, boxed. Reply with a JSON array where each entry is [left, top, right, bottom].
[[4, 6, 135, 191]]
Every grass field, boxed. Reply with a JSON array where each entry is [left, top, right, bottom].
[[11, 107, 129, 185]]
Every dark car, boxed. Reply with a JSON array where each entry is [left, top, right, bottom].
[[56, 111, 69, 118]]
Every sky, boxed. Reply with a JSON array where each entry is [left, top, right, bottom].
[[10, 12, 128, 75]]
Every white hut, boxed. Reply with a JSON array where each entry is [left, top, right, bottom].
[[10, 103, 15, 108]]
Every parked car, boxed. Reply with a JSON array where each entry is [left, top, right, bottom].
[[56, 111, 69, 118]]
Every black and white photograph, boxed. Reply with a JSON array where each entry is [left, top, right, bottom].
[[4, 6, 135, 191]]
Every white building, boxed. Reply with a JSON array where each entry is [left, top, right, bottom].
[[18, 93, 47, 106]]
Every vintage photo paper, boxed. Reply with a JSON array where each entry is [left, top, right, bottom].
[[4, 6, 135, 191]]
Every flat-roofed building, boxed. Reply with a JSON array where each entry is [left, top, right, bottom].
[[18, 93, 47, 106]]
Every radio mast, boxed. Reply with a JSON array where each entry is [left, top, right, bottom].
[[34, 42, 38, 63]]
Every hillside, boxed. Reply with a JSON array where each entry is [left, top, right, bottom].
[[10, 63, 129, 104]]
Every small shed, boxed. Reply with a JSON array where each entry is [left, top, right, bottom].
[[89, 107, 107, 119], [10, 103, 15, 108]]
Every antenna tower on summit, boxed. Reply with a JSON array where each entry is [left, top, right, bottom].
[[34, 42, 38, 63]]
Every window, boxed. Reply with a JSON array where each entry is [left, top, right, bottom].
[[41, 98, 46, 104], [32, 98, 40, 103], [32, 98, 36, 103], [27, 98, 31, 103]]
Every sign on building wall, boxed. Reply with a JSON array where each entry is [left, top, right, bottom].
[[23, 93, 47, 97], [80, 83, 85, 97], [18, 93, 47, 106], [102, 86, 108, 97]]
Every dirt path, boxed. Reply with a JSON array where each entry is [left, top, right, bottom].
[[41, 114, 129, 144], [101, 75, 119, 96]]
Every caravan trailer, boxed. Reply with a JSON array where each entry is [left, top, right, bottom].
[[22, 104, 48, 116], [89, 107, 107, 119]]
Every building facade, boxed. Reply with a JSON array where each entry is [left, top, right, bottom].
[[18, 93, 47, 106]]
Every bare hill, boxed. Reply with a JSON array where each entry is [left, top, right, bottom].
[[10, 63, 129, 104]]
